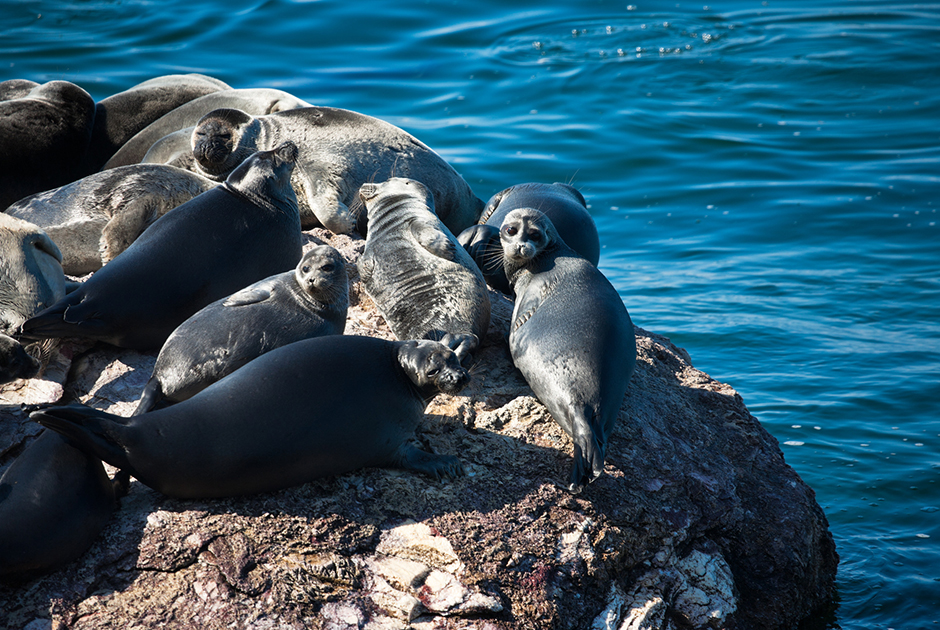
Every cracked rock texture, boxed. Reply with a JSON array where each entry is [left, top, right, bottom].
[[0, 228, 837, 629]]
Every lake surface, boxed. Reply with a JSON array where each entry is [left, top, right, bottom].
[[3, 0, 939, 626]]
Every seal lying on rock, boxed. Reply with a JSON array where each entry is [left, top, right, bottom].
[[0, 213, 66, 335], [20, 142, 302, 350], [178, 106, 483, 235], [106, 87, 312, 169], [500, 208, 635, 492], [6, 164, 217, 275], [358, 178, 490, 362], [133, 245, 349, 415], [34, 336, 469, 499], [459, 182, 599, 295], [0, 430, 118, 583]]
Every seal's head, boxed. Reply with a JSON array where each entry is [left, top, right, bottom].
[[225, 141, 299, 213], [398, 339, 470, 396], [295, 245, 348, 303], [499, 207, 558, 266], [358, 178, 434, 224], [192, 108, 260, 179], [0, 333, 41, 384]]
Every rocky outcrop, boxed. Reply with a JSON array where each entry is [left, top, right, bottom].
[[0, 228, 837, 629]]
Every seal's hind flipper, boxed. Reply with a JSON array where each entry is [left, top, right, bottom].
[[394, 442, 464, 481], [31, 404, 131, 470]]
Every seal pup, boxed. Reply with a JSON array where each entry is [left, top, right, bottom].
[[358, 178, 490, 362], [106, 87, 312, 169], [0, 80, 96, 209], [458, 182, 600, 295], [0, 213, 66, 335], [500, 208, 635, 493], [34, 335, 469, 499], [0, 429, 117, 582], [80, 73, 231, 175], [20, 141, 303, 350], [6, 164, 217, 274], [178, 106, 483, 235], [134, 245, 349, 414]]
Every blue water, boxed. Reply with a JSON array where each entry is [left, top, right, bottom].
[[3, 0, 939, 627]]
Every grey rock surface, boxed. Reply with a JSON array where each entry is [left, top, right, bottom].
[[0, 228, 837, 629]]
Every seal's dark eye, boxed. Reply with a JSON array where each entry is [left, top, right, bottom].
[[302, 266, 311, 273], [321, 264, 334, 272], [506, 226, 518, 236]]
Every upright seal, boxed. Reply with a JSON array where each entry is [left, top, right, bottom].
[[358, 178, 490, 362], [500, 208, 635, 492], [20, 142, 303, 350], [34, 335, 469, 499], [178, 106, 483, 235], [134, 245, 349, 414]]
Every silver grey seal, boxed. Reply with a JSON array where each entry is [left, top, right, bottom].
[[358, 178, 491, 362], [0, 213, 66, 335], [134, 245, 349, 414], [178, 106, 483, 235], [500, 207, 635, 493]]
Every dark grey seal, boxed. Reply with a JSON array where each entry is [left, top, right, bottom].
[[0, 80, 96, 209], [20, 142, 303, 350], [0, 213, 66, 335], [0, 430, 117, 583], [358, 178, 490, 362], [33, 335, 469, 499], [106, 87, 311, 169], [500, 208, 635, 493], [134, 245, 349, 414], [0, 332, 41, 384], [80, 73, 231, 175], [6, 164, 216, 275], [178, 106, 483, 235], [458, 182, 600, 295]]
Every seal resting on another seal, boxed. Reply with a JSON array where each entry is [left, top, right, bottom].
[[6, 164, 216, 275], [0, 213, 66, 335], [133, 245, 349, 415], [0, 429, 118, 583], [33, 335, 469, 499], [178, 106, 483, 235], [500, 208, 635, 492], [358, 178, 490, 362], [20, 142, 303, 350], [458, 182, 599, 295]]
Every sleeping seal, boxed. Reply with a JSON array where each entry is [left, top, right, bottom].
[[106, 87, 312, 169], [0, 213, 66, 335], [0, 430, 117, 583], [34, 335, 469, 499], [134, 245, 348, 414], [358, 178, 490, 362], [500, 208, 635, 493], [20, 142, 302, 350], [6, 164, 216, 274], [177, 106, 483, 235], [458, 182, 600, 295]]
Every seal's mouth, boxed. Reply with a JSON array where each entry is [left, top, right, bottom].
[[358, 182, 379, 202], [434, 368, 470, 395]]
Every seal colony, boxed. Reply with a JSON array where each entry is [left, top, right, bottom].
[[0, 74, 637, 582]]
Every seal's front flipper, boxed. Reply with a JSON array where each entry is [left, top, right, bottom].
[[394, 442, 464, 481], [438, 332, 479, 365], [133, 377, 164, 416]]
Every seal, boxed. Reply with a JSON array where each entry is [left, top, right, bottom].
[[500, 207, 635, 493], [0, 332, 41, 384], [0, 80, 96, 209], [20, 141, 303, 350], [0, 429, 117, 583], [133, 245, 349, 414], [177, 106, 483, 235], [105, 87, 312, 169], [6, 164, 217, 274], [358, 178, 490, 362], [0, 213, 66, 335], [33, 335, 469, 499], [458, 182, 600, 295], [80, 73, 231, 174]]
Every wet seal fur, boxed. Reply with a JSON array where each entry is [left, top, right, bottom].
[[459, 182, 600, 295], [500, 207, 635, 492], [20, 142, 303, 350], [6, 164, 216, 275], [107, 87, 311, 169], [134, 245, 349, 414], [358, 178, 491, 362], [0, 430, 117, 583], [179, 106, 483, 235], [34, 335, 469, 499]]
